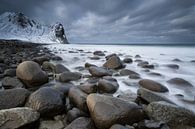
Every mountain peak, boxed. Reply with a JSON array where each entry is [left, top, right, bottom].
[[0, 12, 69, 44]]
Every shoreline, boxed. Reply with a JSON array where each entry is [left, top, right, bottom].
[[0, 40, 195, 129]]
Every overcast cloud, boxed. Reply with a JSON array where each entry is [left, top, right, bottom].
[[0, 0, 195, 44]]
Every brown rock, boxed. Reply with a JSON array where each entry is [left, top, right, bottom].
[[87, 94, 145, 129], [139, 79, 169, 93], [16, 61, 48, 87]]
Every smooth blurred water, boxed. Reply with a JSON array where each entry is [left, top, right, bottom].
[[47, 44, 195, 112]]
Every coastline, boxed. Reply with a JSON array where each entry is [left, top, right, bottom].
[[0, 40, 195, 129]]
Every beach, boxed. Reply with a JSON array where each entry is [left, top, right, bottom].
[[0, 41, 195, 129]]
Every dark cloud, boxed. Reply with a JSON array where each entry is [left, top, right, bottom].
[[0, 0, 195, 43]]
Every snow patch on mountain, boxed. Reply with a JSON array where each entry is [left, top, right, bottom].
[[0, 12, 68, 44]]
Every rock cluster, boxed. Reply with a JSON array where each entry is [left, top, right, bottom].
[[0, 41, 194, 129]]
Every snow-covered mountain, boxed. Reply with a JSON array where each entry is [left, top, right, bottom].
[[0, 12, 69, 44]]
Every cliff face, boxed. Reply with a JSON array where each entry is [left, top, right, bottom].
[[0, 12, 69, 44], [53, 22, 69, 44]]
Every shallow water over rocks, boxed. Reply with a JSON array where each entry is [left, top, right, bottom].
[[47, 44, 195, 113]]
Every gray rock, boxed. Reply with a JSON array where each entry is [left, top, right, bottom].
[[65, 117, 95, 129], [89, 56, 100, 60], [98, 77, 119, 94], [85, 62, 97, 68], [54, 64, 70, 74], [167, 78, 193, 87], [2, 77, 24, 89], [68, 87, 88, 112], [142, 64, 155, 69], [89, 66, 112, 77], [32, 56, 50, 65], [146, 101, 195, 126], [148, 72, 163, 77], [137, 88, 175, 104], [79, 81, 97, 94], [119, 69, 139, 76], [58, 72, 81, 82], [16, 61, 48, 87], [39, 120, 65, 129], [74, 66, 85, 71], [67, 108, 88, 123], [170, 125, 195, 129], [123, 58, 133, 63], [42, 61, 55, 72], [3, 68, 16, 77], [137, 120, 170, 129], [129, 74, 141, 79], [139, 79, 169, 93], [26, 87, 65, 117], [87, 94, 145, 129], [137, 61, 149, 67], [117, 90, 137, 102], [135, 55, 141, 58], [0, 88, 30, 110], [52, 82, 74, 96], [52, 55, 63, 61], [0, 107, 40, 129], [165, 64, 179, 69], [172, 58, 182, 62], [93, 51, 105, 56], [110, 124, 131, 129]]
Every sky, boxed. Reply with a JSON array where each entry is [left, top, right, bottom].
[[0, 0, 195, 44]]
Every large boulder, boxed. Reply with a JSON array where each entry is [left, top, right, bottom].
[[139, 79, 169, 93], [89, 66, 112, 77], [98, 77, 119, 94], [2, 77, 24, 89], [0, 88, 30, 110], [103, 54, 123, 69], [16, 61, 48, 87], [65, 117, 95, 129], [87, 94, 145, 129], [68, 87, 88, 112], [26, 87, 65, 117], [0, 107, 40, 129], [146, 101, 195, 126]]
